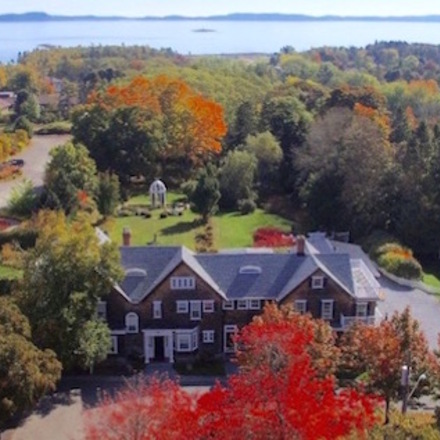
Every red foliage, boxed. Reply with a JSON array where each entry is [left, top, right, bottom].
[[253, 226, 295, 247], [85, 307, 379, 440]]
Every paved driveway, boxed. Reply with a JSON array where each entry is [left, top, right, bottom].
[[378, 276, 440, 349], [0, 134, 70, 207]]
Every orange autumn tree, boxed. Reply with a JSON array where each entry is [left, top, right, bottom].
[[88, 75, 226, 171]]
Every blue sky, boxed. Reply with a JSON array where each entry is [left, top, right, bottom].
[[2, 0, 440, 17]]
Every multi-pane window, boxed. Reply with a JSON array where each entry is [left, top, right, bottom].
[[294, 300, 307, 315], [237, 300, 248, 310], [222, 300, 234, 310], [312, 276, 325, 289], [170, 276, 196, 290], [224, 325, 238, 353], [176, 300, 189, 314], [248, 300, 261, 310], [125, 312, 139, 333], [176, 334, 191, 352], [109, 336, 118, 354], [190, 301, 202, 320], [153, 301, 162, 319], [203, 300, 215, 313], [356, 302, 368, 317], [203, 330, 215, 343], [321, 300, 334, 320], [97, 301, 107, 320]]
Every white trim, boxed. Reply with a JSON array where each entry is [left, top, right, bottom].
[[224, 325, 238, 353], [203, 330, 215, 343], [109, 336, 118, 354], [237, 300, 248, 310], [170, 276, 196, 290], [111, 329, 127, 335], [153, 301, 162, 319], [203, 300, 215, 313], [175, 328, 199, 352], [125, 312, 139, 333], [294, 299, 307, 314], [97, 301, 107, 320], [239, 265, 262, 274], [312, 276, 325, 289], [176, 300, 189, 314], [222, 300, 234, 310], [248, 299, 261, 310], [321, 299, 334, 320], [190, 300, 202, 321], [356, 302, 368, 317], [142, 329, 174, 364]]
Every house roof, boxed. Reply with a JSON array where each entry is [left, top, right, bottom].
[[118, 241, 380, 303]]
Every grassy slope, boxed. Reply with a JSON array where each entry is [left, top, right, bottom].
[[105, 193, 291, 249]]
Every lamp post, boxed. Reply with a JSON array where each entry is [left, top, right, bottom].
[[401, 365, 426, 414]]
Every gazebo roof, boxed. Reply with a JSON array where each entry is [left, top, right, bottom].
[[149, 179, 167, 194]]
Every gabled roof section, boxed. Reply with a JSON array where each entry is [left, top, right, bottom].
[[197, 253, 307, 300], [313, 253, 355, 296], [119, 246, 225, 303]]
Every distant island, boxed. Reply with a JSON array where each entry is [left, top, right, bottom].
[[3, 11, 440, 22], [192, 28, 216, 33]]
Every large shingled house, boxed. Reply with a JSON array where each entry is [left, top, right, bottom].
[[100, 232, 381, 364]]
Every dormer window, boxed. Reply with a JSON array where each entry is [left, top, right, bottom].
[[311, 276, 325, 289], [239, 265, 262, 275], [125, 312, 139, 333]]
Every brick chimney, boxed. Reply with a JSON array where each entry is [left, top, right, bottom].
[[122, 227, 131, 246], [296, 235, 305, 256]]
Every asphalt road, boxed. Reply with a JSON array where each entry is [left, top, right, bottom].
[[378, 276, 440, 350], [0, 134, 70, 208]]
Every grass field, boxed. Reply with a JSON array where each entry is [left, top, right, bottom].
[[104, 193, 291, 249]]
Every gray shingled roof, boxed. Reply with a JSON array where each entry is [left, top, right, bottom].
[[118, 245, 378, 303]]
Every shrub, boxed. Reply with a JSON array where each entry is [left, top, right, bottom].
[[376, 243, 423, 280], [34, 121, 72, 135], [13, 116, 33, 138], [238, 198, 256, 215], [160, 211, 168, 219], [253, 227, 295, 248], [7, 178, 37, 217]]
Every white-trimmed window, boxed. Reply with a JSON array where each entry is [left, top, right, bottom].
[[321, 300, 334, 320], [170, 276, 196, 290], [249, 299, 261, 310], [203, 300, 215, 313], [109, 336, 118, 354], [153, 301, 162, 319], [190, 301, 202, 320], [356, 302, 368, 317], [222, 300, 234, 310], [203, 330, 215, 343], [125, 312, 139, 333], [312, 276, 325, 289], [237, 300, 248, 310], [176, 300, 189, 314], [294, 300, 307, 315], [175, 328, 199, 352], [224, 325, 238, 353], [176, 334, 191, 352], [97, 301, 107, 320]]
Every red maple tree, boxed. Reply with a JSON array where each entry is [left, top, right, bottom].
[[84, 305, 379, 439]]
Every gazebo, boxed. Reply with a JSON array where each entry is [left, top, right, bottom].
[[149, 179, 167, 208]]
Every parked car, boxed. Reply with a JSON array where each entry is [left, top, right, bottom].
[[8, 159, 24, 167]]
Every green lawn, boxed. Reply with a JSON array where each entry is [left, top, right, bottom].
[[422, 261, 440, 290], [0, 264, 22, 280], [105, 193, 291, 249]]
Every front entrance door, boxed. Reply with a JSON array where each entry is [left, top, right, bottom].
[[154, 336, 165, 361]]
